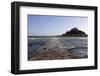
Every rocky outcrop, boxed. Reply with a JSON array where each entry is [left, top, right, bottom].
[[62, 27, 87, 37]]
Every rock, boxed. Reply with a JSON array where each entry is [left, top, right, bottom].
[[62, 27, 87, 37]]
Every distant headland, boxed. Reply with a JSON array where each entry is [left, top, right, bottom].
[[62, 27, 87, 37]]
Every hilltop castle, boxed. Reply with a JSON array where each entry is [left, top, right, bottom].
[[62, 27, 87, 37]]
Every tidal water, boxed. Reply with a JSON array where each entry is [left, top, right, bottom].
[[28, 37, 88, 59]]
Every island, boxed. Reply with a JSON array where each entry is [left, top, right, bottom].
[[62, 27, 87, 37]]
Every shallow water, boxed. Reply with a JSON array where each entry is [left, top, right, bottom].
[[59, 37, 88, 58], [28, 37, 88, 59], [70, 47, 87, 58]]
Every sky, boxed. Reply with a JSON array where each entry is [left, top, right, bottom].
[[28, 15, 88, 36]]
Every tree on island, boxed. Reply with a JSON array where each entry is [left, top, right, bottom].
[[62, 27, 87, 37]]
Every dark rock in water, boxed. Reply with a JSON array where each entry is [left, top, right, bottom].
[[62, 27, 87, 37], [43, 48, 47, 50]]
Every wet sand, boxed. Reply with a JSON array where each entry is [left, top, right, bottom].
[[29, 38, 71, 60]]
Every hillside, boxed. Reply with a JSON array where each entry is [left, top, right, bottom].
[[62, 27, 87, 37]]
